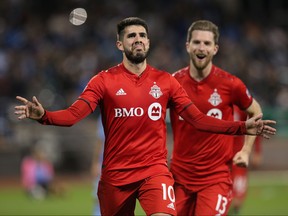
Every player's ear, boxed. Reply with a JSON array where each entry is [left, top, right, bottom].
[[213, 44, 219, 55], [185, 41, 190, 53], [146, 38, 150, 50], [116, 40, 124, 51]]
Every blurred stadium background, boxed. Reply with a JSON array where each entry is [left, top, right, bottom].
[[0, 0, 287, 215]]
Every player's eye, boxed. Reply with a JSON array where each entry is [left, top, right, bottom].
[[139, 33, 147, 38], [204, 41, 212, 46], [127, 33, 136, 38]]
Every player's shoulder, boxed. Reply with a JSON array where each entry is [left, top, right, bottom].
[[100, 64, 122, 75], [147, 64, 173, 78], [87, 65, 121, 85], [213, 65, 240, 82], [148, 64, 168, 73], [172, 66, 189, 79], [91, 64, 123, 81]]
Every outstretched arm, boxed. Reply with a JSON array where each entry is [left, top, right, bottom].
[[14, 96, 92, 126], [180, 103, 276, 138]]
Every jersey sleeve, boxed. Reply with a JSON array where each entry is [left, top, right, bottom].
[[180, 103, 247, 135], [39, 73, 105, 126], [232, 77, 253, 110], [39, 99, 92, 126], [79, 73, 105, 111]]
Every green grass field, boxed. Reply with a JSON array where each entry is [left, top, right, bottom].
[[0, 171, 288, 216]]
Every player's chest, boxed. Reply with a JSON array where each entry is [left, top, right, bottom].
[[104, 80, 169, 108], [185, 82, 232, 112]]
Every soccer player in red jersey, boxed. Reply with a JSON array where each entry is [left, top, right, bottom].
[[230, 106, 262, 215], [15, 17, 275, 216], [169, 20, 267, 216]]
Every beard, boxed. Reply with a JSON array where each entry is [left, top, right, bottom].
[[191, 55, 211, 70], [124, 48, 149, 64]]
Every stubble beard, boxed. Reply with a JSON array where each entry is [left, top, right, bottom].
[[192, 55, 210, 71]]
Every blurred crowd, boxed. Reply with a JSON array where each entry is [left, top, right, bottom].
[[0, 0, 288, 150]]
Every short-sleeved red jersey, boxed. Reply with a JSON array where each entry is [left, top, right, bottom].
[[80, 63, 192, 185], [170, 65, 253, 192]]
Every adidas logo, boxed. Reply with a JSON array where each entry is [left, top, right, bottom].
[[116, 88, 127, 95], [167, 202, 175, 210]]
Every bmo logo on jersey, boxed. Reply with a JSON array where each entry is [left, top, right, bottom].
[[114, 103, 162, 121], [207, 108, 222, 119], [114, 107, 144, 117]]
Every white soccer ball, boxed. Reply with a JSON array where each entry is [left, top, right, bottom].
[[69, 8, 87, 26]]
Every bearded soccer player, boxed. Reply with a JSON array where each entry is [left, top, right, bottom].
[[15, 17, 276, 216], [170, 20, 268, 216]]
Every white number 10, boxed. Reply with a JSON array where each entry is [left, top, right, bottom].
[[161, 183, 175, 202]]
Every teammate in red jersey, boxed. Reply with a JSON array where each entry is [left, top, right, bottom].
[[169, 20, 268, 216], [230, 106, 262, 215], [15, 17, 275, 216]]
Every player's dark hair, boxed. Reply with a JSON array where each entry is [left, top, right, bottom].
[[117, 17, 149, 41], [187, 20, 219, 44]]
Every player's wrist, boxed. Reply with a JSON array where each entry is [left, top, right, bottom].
[[37, 110, 47, 124], [241, 121, 247, 135], [240, 147, 251, 155]]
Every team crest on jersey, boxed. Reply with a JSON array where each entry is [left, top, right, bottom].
[[208, 89, 222, 106], [149, 82, 163, 99]]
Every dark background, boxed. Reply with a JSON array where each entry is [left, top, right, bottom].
[[0, 0, 287, 176]]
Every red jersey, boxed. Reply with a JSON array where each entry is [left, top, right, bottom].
[[85, 63, 193, 186], [170, 65, 253, 192], [43, 63, 192, 186]]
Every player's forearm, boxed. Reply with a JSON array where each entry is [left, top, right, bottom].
[[241, 135, 257, 155], [242, 99, 262, 153], [38, 99, 92, 126], [180, 104, 247, 135]]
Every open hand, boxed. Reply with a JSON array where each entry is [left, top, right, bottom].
[[245, 113, 276, 139], [14, 96, 45, 120]]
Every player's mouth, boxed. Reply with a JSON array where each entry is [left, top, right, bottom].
[[133, 44, 144, 51], [196, 53, 206, 60]]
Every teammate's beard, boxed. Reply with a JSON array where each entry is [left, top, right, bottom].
[[124, 48, 149, 64]]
